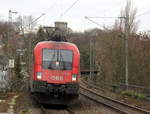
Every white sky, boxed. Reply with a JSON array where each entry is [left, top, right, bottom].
[[0, 0, 150, 32]]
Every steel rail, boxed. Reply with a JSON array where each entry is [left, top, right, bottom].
[[66, 108, 76, 114], [31, 94, 76, 114], [80, 86, 128, 114], [81, 79, 105, 92], [80, 84, 150, 114], [30, 95, 50, 114], [40, 105, 49, 114]]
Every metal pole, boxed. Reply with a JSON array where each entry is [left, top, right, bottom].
[[124, 15, 129, 88], [8, 10, 12, 89], [8, 10, 11, 55], [8, 10, 18, 89], [8, 10, 18, 57], [90, 38, 92, 80], [93, 36, 94, 80], [93, 33, 97, 81]]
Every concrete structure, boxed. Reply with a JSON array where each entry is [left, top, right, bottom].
[[55, 22, 68, 32]]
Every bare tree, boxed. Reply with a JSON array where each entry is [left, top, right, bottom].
[[15, 15, 36, 34], [114, 0, 139, 33]]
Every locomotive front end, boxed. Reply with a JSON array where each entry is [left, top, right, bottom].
[[30, 41, 80, 105]]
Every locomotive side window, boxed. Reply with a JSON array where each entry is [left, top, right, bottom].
[[42, 49, 73, 70]]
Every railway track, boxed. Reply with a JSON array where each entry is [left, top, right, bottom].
[[39, 106, 76, 114], [31, 94, 76, 114], [81, 79, 105, 92], [80, 81, 150, 114], [66, 108, 76, 114]]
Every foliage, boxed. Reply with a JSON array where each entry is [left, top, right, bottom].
[[69, 0, 150, 88], [70, 28, 150, 88], [69, 32, 91, 69], [80, 50, 90, 69], [14, 56, 22, 79], [122, 90, 146, 99], [112, 84, 118, 92], [15, 15, 36, 34], [114, 0, 138, 33]]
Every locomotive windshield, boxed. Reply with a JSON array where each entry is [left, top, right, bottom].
[[42, 49, 73, 70]]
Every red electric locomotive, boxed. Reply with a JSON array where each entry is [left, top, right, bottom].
[[30, 41, 80, 105]]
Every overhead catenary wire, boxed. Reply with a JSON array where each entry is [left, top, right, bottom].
[[85, 16, 123, 19], [28, 13, 45, 30], [58, 0, 80, 19], [136, 11, 150, 17], [22, 0, 58, 16], [84, 17, 104, 28], [84, 15, 128, 87], [43, 0, 58, 14], [84, 16, 126, 28]]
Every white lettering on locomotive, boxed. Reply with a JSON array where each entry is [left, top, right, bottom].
[[50, 76, 63, 81]]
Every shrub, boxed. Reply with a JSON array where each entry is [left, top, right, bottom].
[[121, 90, 146, 99]]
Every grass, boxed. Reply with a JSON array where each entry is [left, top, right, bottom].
[[0, 93, 7, 99], [121, 90, 146, 99]]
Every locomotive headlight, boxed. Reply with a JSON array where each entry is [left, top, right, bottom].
[[72, 74, 77, 81], [37, 72, 42, 79]]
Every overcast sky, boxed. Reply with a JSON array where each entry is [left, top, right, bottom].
[[0, 0, 150, 32]]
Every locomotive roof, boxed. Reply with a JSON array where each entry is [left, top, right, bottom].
[[34, 41, 78, 50]]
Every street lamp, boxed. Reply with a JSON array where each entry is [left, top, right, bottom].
[[9, 10, 18, 23]]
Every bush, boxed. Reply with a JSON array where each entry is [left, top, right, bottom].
[[112, 84, 118, 92], [122, 90, 146, 99]]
